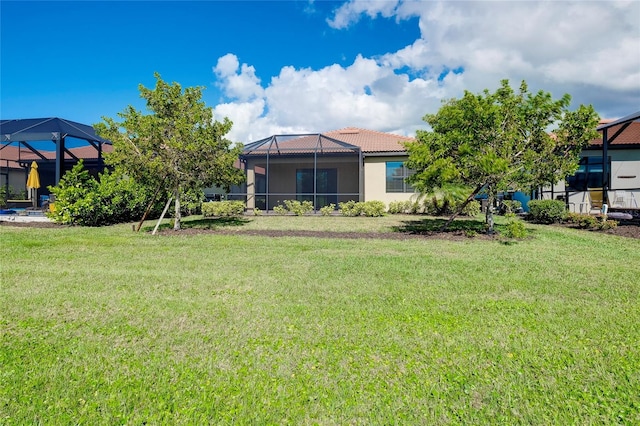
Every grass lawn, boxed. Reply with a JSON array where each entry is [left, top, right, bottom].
[[1, 215, 639, 424]]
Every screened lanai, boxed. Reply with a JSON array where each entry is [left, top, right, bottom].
[[235, 133, 363, 211], [0, 118, 111, 198]]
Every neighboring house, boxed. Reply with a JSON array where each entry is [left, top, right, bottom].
[[1, 118, 112, 202], [228, 128, 418, 210], [545, 113, 640, 214], [0, 144, 112, 200]]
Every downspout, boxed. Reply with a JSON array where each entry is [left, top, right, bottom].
[[358, 149, 363, 202]]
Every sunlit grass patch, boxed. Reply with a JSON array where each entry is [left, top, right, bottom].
[[1, 218, 639, 424]]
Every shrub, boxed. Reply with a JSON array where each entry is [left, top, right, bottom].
[[388, 200, 419, 214], [361, 200, 386, 217], [284, 199, 314, 216], [202, 200, 245, 217], [387, 201, 402, 214], [319, 204, 335, 216], [180, 188, 205, 216], [423, 193, 479, 217], [462, 200, 481, 217], [47, 161, 151, 226], [500, 200, 522, 214], [339, 201, 386, 217], [566, 212, 598, 229], [388, 200, 407, 214], [339, 200, 362, 217], [424, 194, 455, 216], [502, 213, 528, 239], [273, 204, 287, 215], [566, 213, 618, 230], [0, 187, 7, 208], [527, 199, 567, 224]]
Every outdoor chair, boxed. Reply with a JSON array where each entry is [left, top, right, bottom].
[[579, 189, 604, 214], [610, 190, 628, 208], [588, 189, 604, 213]]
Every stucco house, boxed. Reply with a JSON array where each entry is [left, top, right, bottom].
[[545, 113, 640, 214], [231, 117, 640, 215], [228, 128, 418, 211]]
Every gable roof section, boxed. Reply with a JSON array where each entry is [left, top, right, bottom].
[[242, 127, 414, 157], [590, 119, 640, 147], [325, 127, 413, 153]]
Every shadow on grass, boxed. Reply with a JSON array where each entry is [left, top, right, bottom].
[[392, 217, 487, 235], [142, 216, 251, 232], [393, 217, 534, 243]]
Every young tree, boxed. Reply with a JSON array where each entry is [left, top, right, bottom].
[[405, 79, 599, 232], [95, 73, 245, 230]]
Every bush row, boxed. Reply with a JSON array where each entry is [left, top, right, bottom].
[[202, 200, 245, 217], [565, 212, 618, 230], [388, 199, 481, 217], [338, 200, 386, 217]]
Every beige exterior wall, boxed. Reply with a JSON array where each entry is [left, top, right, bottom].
[[608, 149, 640, 209], [363, 156, 420, 206]]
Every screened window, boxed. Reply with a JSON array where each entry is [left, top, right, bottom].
[[386, 161, 414, 193], [296, 168, 338, 207], [566, 156, 610, 191]]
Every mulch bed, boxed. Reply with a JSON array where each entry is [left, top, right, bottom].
[[3, 219, 639, 240]]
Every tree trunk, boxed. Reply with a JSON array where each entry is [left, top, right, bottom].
[[173, 187, 181, 230], [440, 184, 484, 231], [135, 180, 166, 232], [485, 193, 495, 234]]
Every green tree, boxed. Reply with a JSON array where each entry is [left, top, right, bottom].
[[95, 73, 245, 230], [405, 79, 599, 232]]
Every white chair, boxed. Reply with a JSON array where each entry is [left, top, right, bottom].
[[611, 191, 627, 208]]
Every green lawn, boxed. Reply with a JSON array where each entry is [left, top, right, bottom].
[[1, 216, 639, 424]]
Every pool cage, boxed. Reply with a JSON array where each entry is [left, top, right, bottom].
[[231, 133, 363, 211]]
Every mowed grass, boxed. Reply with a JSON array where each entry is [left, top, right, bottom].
[[1, 215, 639, 424]]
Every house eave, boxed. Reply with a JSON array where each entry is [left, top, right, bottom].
[[362, 151, 407, 158]]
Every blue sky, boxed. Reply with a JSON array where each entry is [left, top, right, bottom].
[[2, 1, 639, 143]]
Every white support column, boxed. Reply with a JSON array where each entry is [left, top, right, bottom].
[[246, 165, 255, 211]]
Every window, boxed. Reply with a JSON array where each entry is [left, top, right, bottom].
[[386, 161, 414, 193], [566, 156, 610, 191], [296, 168, 337, 207]]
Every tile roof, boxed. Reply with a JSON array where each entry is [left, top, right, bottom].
[[242, 128, 414, 156], [0, 144, 112, 169], [590, 121, 640, 146], [324, 127, 414, 153]]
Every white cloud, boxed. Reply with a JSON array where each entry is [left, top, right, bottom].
[[213, 54, 264, 102], [327, 0, 401, 29], [213, 1, 640, 143]]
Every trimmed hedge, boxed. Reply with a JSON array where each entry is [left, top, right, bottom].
[[339, 200, 386, 217], [527, 199, 567, 224], [202, 200, 245, 217]]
